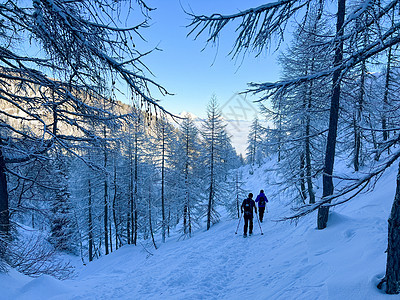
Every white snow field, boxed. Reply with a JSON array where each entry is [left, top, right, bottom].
[[1, 160, 398, 300]]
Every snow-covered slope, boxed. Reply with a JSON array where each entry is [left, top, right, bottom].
[[1, 160, 397, 300]]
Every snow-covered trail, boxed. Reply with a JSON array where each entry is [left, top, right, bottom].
[[18, 206, 317, 300], [14, 199, 390, 299], [6, 163, 396, 299]]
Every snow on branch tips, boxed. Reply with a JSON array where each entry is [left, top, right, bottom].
[[281, 136, 400, 221], [187, 0, 313, 57], [8, 0, 170, 114]]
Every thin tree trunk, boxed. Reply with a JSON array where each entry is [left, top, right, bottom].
[[305, 82, 315, 204], [88, 179, 93, 262], [104, 177, 109, 255], [300, 153, 307, 203], [161, 125, 166, 243], [277, 110, 282, 163], [183, 204, 188, 234], [188, 203, 192, 236], [317, 0, 346, 229], [252, 125, 257, 165], [382, 46, 393, 141], [353, 115, 361, 171], [184, 128, 190, 236], [104, 126, 109, 255], [0, 145, 9, 240], [207, 117, 215, 231], [109, 222, 112, 253], [113, 161, 118, 250], [0, 144, 9, 265], [148, 184, 157, 250], [168, 207, 171, 237], [354, 58, 366, 171], [133, 133, 138, 246], [236, 172, 240, 218], [127, 131, 132, 244]]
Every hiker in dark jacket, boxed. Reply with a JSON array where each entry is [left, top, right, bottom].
[[241, 193, 257, 237], [255, 190, 268, 222]]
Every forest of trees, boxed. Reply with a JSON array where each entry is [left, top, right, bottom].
[[3, 0, 400, 296], [0, 0, 242, 279], [189, 0, 400, 294]]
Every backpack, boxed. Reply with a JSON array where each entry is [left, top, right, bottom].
[[243, 199, 252, 215], [259, 196, 266, 206]]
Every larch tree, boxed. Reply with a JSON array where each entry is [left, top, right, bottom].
[[171, 114, 202, 238], [150, 116, 176, 243], [201, 96, 228, 230], [269, 9, 329, 204], [246, 118, 264, 167]]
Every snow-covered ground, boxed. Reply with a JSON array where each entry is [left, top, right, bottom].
[[1, 160, 397, 299]]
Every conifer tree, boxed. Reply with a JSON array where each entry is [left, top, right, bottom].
[[246, 118, 265, 166], [202, 96, 229, 230]]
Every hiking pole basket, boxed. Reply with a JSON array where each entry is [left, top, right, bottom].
[[235, 212, 243, 234]]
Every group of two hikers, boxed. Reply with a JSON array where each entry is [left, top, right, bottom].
[[240, 190, 268, 237]]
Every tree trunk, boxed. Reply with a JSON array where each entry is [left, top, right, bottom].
[[168, 208, 171, 237], [304, 58, 315, 204], [385, 161, 400, 294], [104, 177, 109, 255], [353, 114, 360, 172], [382, 45, 393, 142], [148, 184, 157, 250], [184, 130, 191, 236], [277, 109, 282, 163], [207, 117, 215, 231], [0, 144, 9, 266], [236, 172, 240, 218], [317, 0, 346, 230], [133, 132, 138, 246], [104, 126, 109, 255], [354, 57, 366, 172], [305, 114, 315, 204], [183, 204, 188, 234], [0, 146, 9, 239], [161, 125, 166, 243], [127, 131, 132, 244], [188, 203, 192, 236], [88, 179, 93, 262], [252, 125, 257, 165], [300, 153, 307, 203], [109, 222, 112, 253], [113, 160, 119, 250]]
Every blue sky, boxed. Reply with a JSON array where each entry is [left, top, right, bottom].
[[137, 0, 282, 119]]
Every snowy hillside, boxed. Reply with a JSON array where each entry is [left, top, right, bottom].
[[1, 159, 397, 300]]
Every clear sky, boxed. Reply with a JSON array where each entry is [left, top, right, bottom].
[[137, 0, 282, 119]]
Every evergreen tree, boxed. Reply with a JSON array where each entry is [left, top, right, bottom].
[[175, 114, 202, 237], [201, 96, 230, 230], [246, 118, 265, 166], [150, 117, 176, 243]]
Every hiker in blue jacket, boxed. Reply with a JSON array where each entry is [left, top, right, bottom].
[[241, 193, 257, 237], [255, 190, 268, 222]]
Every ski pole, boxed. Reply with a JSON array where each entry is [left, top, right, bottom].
[[256, 212, 263, 235], [235, 212, 243, 234]]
